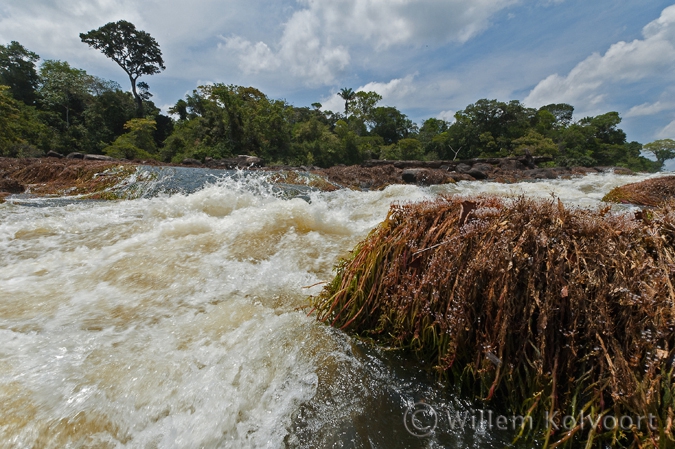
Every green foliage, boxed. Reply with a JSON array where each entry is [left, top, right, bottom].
[[644, 139, 675, 165], [449, 99, 536, 158], [39, 60, 94, 128], [369, 106, 417, 145], [104, 118, 157, 160], [337, 87, 355, 114], [163, 84, 293, 163], [512, 130, 558, 156], [0, 85, 49, 157], [349, 91, 382, 123], [0, 41, 40, 105], [0, 38, 662, 171], [379, 139, 425, 161], [80, 20, 165, 116]]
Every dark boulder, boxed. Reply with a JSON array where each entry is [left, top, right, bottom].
[[46, 150, 64, 158], [467, 168, 489, 180], [456, 163, 471, 174], [182, 158, 202, 166], [66, 152, 84, 159], [402, 168, 428, 183]]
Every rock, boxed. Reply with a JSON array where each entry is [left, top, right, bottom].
[[456, 163, 471, 174], [0, 178, 25, 193], [401, 168, 449, 185], [84, 154, 115, 161], [499, 159, 526, 171], [467, 168, 489, 180], [612, 167, 634, 175], [236, 155, 264, 168], [529, 169, 557, 180], [473, 163, 493, 173], [448, 173, 475, 182], [46, 150, 64, 158], [182, 158, 202, 166], [402, 168, 428, 183], [66, 152, 84, 159]]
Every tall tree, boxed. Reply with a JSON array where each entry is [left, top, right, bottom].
[[644, 139, 675, 166], [337, 87, 355, 115], [80, 20, 165, 116], [0, 41, 40, 105]]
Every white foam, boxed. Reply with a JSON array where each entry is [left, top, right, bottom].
[[0, 171, 667, 447]]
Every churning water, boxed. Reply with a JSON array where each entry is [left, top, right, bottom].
[[0, 168, 668, 448]]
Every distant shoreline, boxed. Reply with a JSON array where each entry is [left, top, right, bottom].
[[0, 155, 639, 202]]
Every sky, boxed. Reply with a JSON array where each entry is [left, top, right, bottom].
[[2, 0, 675, 145]]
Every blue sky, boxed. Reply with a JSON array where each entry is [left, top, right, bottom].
[[2, 0, 675, 144]]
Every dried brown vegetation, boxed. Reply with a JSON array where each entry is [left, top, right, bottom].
[[604, 176, 675, 207], [312, 196, 675, 447], [0, 157, 136, 196]]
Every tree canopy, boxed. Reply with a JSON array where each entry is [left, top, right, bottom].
[[80, 20, 165, 116], [0, 39, 670, 172], [644, 139, 675, 165], [0, 41, 40, 105]]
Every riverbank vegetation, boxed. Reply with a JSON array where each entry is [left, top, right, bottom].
[[0, 35, 670, 172], [311, 196, 675, 447]]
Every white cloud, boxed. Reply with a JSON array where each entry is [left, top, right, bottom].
[[625, 101, 675, 118], [657, 119, 675, 140], [0, 0, 142, 63], [220, 8, 350, 86], [358, 75, 417, 104], [222, 0, 517, 86], [437, 110, 456, 122], [525, 4, 675, 111], [320, 93, 345, 114], [320, 75, 418, 113]]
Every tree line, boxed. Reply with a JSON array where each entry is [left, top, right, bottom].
[[1, 20, 673, 171]]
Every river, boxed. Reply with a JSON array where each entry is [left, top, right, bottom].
[[0, 168, 666, 448]]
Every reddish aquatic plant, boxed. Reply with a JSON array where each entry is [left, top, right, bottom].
[[312, 195, 675, 448]]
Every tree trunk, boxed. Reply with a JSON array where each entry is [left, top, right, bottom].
[[129, 76, 144, 117]]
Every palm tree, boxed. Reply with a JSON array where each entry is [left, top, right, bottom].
[[338, 87, 356, 115]]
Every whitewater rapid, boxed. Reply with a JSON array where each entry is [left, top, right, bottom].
[[0, 170, 667, 448]]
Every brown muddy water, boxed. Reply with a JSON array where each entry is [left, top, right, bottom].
[[0, 168, 667, 448]]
